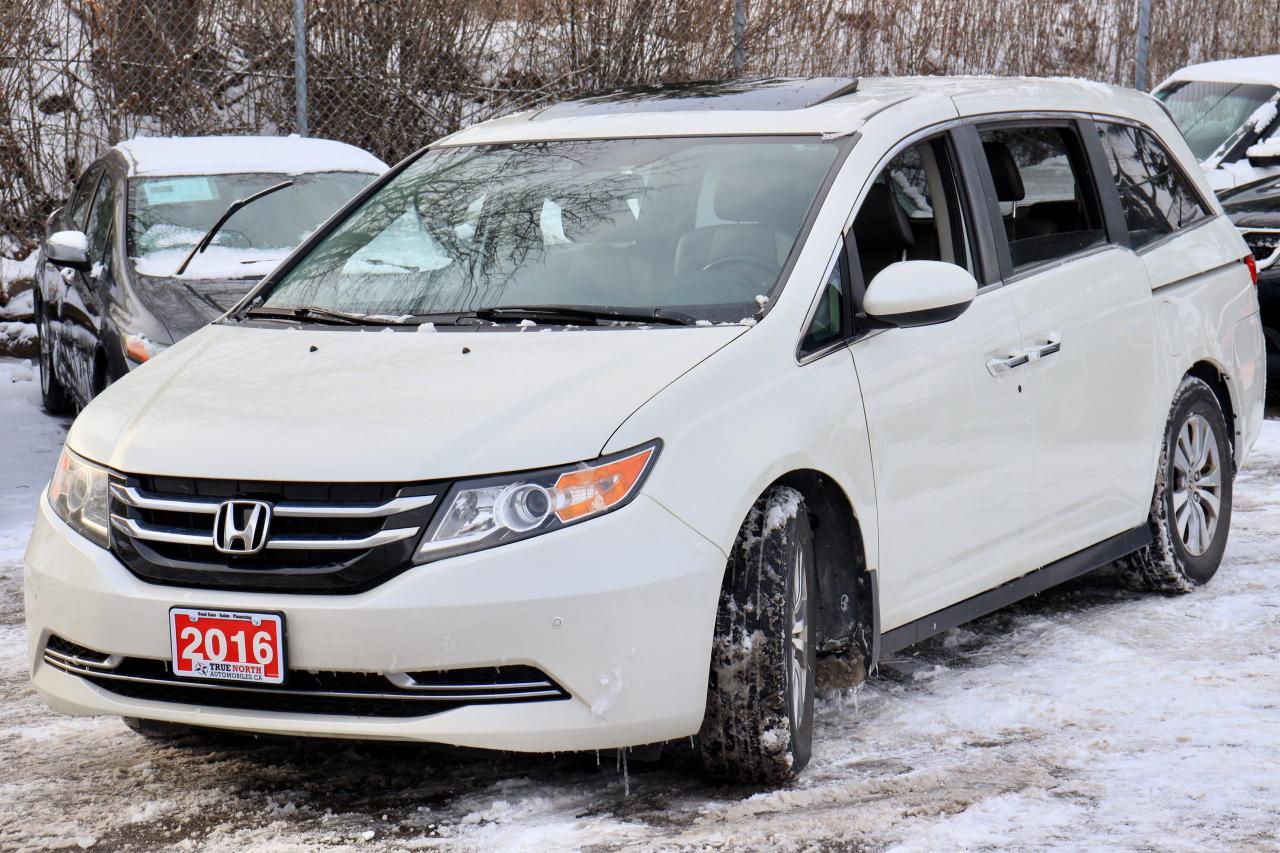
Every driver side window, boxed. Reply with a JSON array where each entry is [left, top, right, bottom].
[[851, 135, 974, 290]]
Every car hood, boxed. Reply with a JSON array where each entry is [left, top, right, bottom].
[[70, 322, 744, 481], [133, 274, 260, 341]]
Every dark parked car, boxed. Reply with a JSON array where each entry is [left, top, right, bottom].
[[1221, 174, 1280, 374], [36, 136, 385, 412]]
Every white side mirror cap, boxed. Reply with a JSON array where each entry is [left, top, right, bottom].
[[863, 260, 978, 327], [47, 230, 91, 271]]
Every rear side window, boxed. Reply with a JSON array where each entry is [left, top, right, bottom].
[[1095, 123, 1210, 249], [977, 125, 1106, 271]]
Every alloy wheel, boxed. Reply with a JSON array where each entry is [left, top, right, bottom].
[[788, 546, 809, 729], [1172, 413, 1222, 557]]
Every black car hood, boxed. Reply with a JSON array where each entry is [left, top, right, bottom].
[[134, 274, 260, 341], [1221, 179, 1280, 227]]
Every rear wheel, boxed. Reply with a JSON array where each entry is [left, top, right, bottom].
[[37, 305, 72, 415], [1117, 377, 1233, 592], [698, 486, 817, 783]]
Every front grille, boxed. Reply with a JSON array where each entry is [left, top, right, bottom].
[[109, 474, 444, 593], [43, 635, 568, 719]]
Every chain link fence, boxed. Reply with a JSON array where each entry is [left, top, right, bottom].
[[2, 0, 1279, 254]]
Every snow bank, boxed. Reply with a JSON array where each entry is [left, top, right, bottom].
[[0, 321, 36, 358], [116, 135, 388, 178]]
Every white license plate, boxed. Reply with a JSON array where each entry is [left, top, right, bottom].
[[169, 607, 285, 684]]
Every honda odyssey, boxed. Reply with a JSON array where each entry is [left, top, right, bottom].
[[26, 77, 1265, 782]]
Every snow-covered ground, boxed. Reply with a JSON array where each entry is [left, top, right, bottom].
[[1, 356, 1278, 852]]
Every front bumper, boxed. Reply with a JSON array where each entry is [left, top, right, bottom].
[[24, 492, 726, 751]]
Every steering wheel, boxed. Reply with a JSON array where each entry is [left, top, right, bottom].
[[702, 254, 780, 277]]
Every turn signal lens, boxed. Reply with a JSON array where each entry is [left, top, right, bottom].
[[125, 333, 169, 365], [415, 441, 661, 563], [552, 447, 655, 522]]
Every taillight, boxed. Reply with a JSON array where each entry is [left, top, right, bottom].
[[1245, 255, 1258, 287]]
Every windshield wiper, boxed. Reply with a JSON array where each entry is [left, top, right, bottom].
[[471, 305, 698, 327], [175, 180, 294, 276], [243, 306, 408, 326]]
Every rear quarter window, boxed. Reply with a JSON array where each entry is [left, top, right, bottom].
[[1095, 123, 1211, 249]]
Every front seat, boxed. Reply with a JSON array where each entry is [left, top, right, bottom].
[[852, 182, 915, 285], [674, 163, 811, 275]]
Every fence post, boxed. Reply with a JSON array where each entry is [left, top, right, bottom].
[[294, 0, 309, 136], [1134, 0, 1152, 90], [733, 0, 746, 78]]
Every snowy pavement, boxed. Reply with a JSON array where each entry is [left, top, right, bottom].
[[2, 355, 1279, 852]]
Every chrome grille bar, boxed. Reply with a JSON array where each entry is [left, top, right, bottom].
[[111, 484, 435, 518], [111, 516, 420, 550], [45, 656, 566, 702]]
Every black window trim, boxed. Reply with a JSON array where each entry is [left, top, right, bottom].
[[1087, 114, 1219, 256], [965, 117, 1114, 282], [795, 241, 854, 364], [822, 123, 992, 348], [68, 162, 106, 232]]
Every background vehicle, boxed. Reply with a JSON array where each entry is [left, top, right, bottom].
[[35, 135, 386, 412], [1221, 175, 1280, 375], [1154, 55, 1280, 191], [25, 77, 1264, 783]]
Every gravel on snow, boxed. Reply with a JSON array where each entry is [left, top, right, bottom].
[[1, 355, 1278, 852]]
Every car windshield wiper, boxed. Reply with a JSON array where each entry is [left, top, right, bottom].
[[243, 306, 409, 326], [175, 180, 294, 277], [470, 305, 699, 327]]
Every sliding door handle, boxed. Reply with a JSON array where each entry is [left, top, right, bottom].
[[1030, 337, 1061, 359]]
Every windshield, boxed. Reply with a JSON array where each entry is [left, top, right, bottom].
[[1155, 81, 1280, 162], [258, 137, 840, 324], [128, 171, 377, 280]]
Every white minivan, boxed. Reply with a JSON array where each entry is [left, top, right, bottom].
[[26, 77, 1265, 782]]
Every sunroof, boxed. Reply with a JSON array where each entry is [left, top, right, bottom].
[[531, 77, 860, 119]]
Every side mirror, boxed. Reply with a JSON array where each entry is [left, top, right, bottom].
[[46, 230, 91, 272], [1246, 149, 1280, 169], [863, 260, 978, 327]]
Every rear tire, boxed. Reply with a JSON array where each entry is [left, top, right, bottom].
[[37, 305, 72, 415], [698, 486, 817, 784], [1117, 376, 1233, 592]]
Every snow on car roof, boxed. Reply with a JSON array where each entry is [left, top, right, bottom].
[[440, 76, 1158, 147], [1159, 55, 1280, 89], [115, 135, 388, 177]]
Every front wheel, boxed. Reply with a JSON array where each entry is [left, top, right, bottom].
[[698, 486, 817, 783], [1117, 376, 1233, 592], [37, 306, 72, 415]]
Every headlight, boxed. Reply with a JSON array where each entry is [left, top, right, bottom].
[[49, 447, 111, 548], [415, 441, 660, 563]]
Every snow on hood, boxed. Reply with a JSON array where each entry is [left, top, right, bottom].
[[116, 135, 387, 177], [69, 322, 744, 482]]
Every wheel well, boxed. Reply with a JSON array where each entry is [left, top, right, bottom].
[[774, 470, 873, 688], [1186, 361, 1235, 462]]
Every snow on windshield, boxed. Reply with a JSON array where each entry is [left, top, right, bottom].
[[127, 171, 376, 280]]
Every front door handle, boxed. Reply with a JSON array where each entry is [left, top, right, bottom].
[[986, 336, 1061, 377], [986, 353, 1030, 376]]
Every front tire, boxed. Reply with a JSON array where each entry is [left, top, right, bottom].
[[698, 486, 817, 783], [1117, 377, 1233, 592], [37, 305, 72, 415]]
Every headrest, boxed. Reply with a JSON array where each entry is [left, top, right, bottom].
[[853, 182, 915, 251], [713, 163, 812, 226], [983, 141, 1025, 202]]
